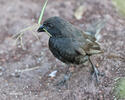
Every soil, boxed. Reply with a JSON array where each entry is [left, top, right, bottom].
[[0, 0, 125, 100]]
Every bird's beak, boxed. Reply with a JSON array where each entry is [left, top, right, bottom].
[[37, 25, 45, 32], [37, 24, 52, 37]]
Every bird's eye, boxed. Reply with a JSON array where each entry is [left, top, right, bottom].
[[47, 23, 54, 29], [43, 23, 47, 26]]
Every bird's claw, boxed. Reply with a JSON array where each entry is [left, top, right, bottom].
[[56, 78, 67, 86], [55, 73, 71, 86], [91, 66, 104, 83], [92, 67, 99, 82]]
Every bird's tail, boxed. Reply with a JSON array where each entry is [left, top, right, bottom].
[[85, 19, 106, 41]]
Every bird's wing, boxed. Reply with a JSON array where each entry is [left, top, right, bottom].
[[82, 39, 103, 55], [74, 34, 103, 56], [82, 31, 96, 42]]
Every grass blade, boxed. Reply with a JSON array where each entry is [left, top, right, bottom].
[[38, 0, 48, 25]]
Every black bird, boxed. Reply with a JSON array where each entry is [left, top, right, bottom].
[[37, 16, 105, 84]]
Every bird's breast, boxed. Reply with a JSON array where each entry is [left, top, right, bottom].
[[48, 37, 87, 64]]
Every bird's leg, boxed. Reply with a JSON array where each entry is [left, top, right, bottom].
[[56, 66, 73, 86], [88, 57, 101, 82]]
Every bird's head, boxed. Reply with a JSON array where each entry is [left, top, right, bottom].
[[37, 16, 74, 37]]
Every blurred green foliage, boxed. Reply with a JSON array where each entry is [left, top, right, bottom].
[[113, 78, 125, 99], [112, 0, 125, 16]]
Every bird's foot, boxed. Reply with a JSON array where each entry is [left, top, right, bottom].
[[88, 57, 104, 83], [91, 66, 100, 82], [56, 72, 72, 86], [91, 66, 104, 83]]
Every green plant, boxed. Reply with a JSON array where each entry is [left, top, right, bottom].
[[112, 0, 125, 16], [113, 77, 125, 99]]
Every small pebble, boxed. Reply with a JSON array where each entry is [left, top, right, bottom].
[[11, 70, 21, 78], [49, 70, 57, 78]]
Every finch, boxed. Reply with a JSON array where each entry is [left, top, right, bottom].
[[37, 16, 105, 85]]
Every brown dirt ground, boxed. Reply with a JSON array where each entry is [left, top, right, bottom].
[[0, 0, 125, 100]]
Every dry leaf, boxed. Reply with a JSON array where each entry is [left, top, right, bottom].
[[74, 5, 85, 20]]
